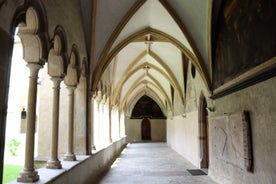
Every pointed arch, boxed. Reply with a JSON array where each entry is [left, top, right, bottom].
[[112, 61, 183, 106], [17, 5, 49, 64], [1, 2, 49, 182], [159, 0, 211, 85], [120, 78, 172, 111], [198, 91, 209, 169], [47, 26, 68, 78], [92, 0, 147, 70], [121, 85, 166, 115], [53, 25, 68, 65], [112, 49, 184, 105], [125, 91, 168, 118], [93, 28, 210, 91]]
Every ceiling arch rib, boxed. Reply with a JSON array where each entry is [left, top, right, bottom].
[[92, 0, 145, 70], [93, 27, 209, 92], [112, 47, 181, 104], [120, 75, 172, 111], [121, 81, 167, 111], [148, 50, 184, 101], [125, 92, 167, 118], [159, 0, 212, 80], [121, 85, 166, 116], [112, 61, 182, 106], [120, 69, 171, 106], [113, 43, 146, 86], [146, 74, 172, 108], [110, 0, 194, 54]]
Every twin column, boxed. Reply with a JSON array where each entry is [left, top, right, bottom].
[[17, 64, 77, 183]]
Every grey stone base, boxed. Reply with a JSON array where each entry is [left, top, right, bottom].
[[63, 153, 76, 161], [46, 159, 62, 169], [17, 170, 39, 183]]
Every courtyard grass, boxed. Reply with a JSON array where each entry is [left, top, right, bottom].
[[3, 161, 46, 183], [3, 164, 23, 183]]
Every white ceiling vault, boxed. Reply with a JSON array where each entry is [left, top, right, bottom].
[[86, 0, 213, 114]]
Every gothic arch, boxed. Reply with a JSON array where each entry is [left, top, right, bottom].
[[1, 2, 49, 182], [47, 26, 68, 78], [198, 92, 209, 169], [17, 5, 49, 64], [112, 62, 182, 106], [11, 0, 50, 61], [93, 28, 210, 91], [64, 46, 80, 87]]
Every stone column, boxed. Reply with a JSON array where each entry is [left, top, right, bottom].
[[118, 109, 121, 138], [100, 96, 106, 147], [17, 63, 42, 182], [64, 86, 76, 161], [109, 106, 112, 143], [90, 96, 95, 151], [46, 77, 62, 169], [93, 91, 102, 149]]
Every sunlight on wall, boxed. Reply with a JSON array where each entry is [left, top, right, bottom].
[[93, 94, 124, 150]]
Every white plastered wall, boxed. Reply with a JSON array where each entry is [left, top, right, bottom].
[[167, 112, 199, 166], [166, 61, 210, 168]]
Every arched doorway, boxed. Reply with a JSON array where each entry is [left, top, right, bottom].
[[199, 94, 209, 169], [141, 117, 151, 140]]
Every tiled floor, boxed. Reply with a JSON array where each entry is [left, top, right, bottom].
[[96, 142, 217, 184]]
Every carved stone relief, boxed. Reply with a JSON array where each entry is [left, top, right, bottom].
[[210, 111, 253, 171]]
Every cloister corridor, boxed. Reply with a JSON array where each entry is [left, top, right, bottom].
[[96, 142, 216, 184], [1, 1, 275, 184]]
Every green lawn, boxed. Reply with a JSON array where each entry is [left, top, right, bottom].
[[2, 164, 23, 184], [2, 160, 46, 183]]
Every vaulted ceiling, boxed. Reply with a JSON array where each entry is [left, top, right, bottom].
[[78, 0, 219, 114]]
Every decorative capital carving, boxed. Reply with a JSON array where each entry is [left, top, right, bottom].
[[17, 7, 44, 64], [48, 49, 65, 77], [64, 64, 78, 86]]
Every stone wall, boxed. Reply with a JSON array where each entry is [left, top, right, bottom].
[[167, 60, 276, 184], [9, 138, 126, 183], [125, 118, 166, 142], [38, 66, 87, 159], [50, 138, 126, 184], [209, 76, 276, 184]]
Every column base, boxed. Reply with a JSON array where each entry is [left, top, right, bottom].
[[46, 159, 62, 169], [17, 170, 39, 183], [63, 153, 76, 161]]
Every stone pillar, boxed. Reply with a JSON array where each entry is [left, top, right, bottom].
[[109, 106, 112, 143], [46, 77, 62, 169], [90, 95, 95, 151], [100, 96, 106, 147], [94, 91, 101, 149], [64, 86, 76, 161], [17, 63, 42, 182], [118, 109, 121, 138]]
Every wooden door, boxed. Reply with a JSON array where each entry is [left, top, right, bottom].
[[202, 98, 209, 168], [204, 115, 209, 168], [141, 118, 151, 140]]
